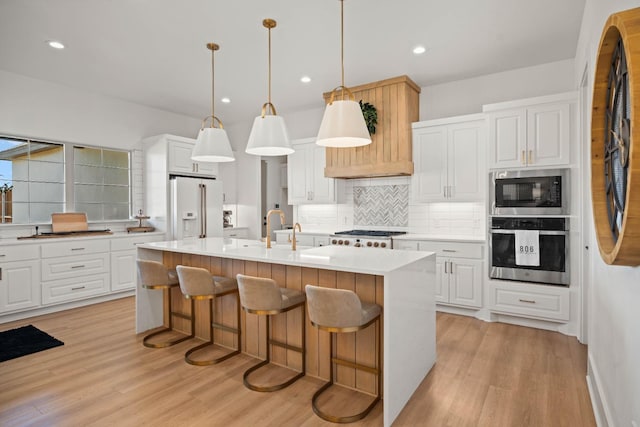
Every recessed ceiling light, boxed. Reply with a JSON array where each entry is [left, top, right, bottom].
[[221, 97, 231, 103], [412, 45, 426, 55], [47, 40, 65, 49], [300, 76, 311, 83]]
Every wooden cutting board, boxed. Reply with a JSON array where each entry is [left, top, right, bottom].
[[51, 212, 89, 233]]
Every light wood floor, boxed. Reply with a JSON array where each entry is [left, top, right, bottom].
[[0, 297, 596, 426]]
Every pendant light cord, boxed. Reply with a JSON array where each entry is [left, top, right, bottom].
[[211, 48, 215, 124], [268, 24, 272, 105], [340, 0, 345, 97]]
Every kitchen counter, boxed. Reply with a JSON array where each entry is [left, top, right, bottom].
[[0, 230, 166, 246], [137, 237, 436, 427], [394, 233, 486, 243]]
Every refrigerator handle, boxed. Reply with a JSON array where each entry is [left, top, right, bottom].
[[198, 183, 205, 238], [202, 184, 207, 238]]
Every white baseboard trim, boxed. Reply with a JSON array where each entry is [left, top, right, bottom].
[[587, 352, 613, 427], [0, 291, 134, 324]]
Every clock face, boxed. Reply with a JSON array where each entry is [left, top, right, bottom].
[[604, 36, 630, 241]]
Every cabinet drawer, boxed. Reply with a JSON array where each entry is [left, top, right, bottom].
[[111, 235, 161, 252], [42, 273, 109, 305], [223, 228, 249, 239], [393, 240, 419, 251], [489, 282, 569, 322], [417, 241, 483, 259], [41, 239, 109, 258], [0, 244, 39, 262], [42, 253, 109, 281]]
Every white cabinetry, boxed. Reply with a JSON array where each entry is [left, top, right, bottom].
[[484, 92, 576, 169], [275, 231, 330, 247], [110, 234, 163, 292], [412, 115, 486, 202], [288, 138, 335, 204], [223, 227, 249, 238], [41, 239, 110, 305], [488, 280, 570, 322], [0, 245, 40, 313], [167, 138, 218, 177]]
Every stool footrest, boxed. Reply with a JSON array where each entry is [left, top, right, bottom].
[[331, 357, 379, 375], [142, 327, 194, 349], [312, 381, 381, 423], [268, 338, 303, 353], [212, 322, 240, 334], [171, 311, 192, 321]]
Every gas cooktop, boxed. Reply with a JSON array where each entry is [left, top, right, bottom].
[[333, 230, 407, 237]]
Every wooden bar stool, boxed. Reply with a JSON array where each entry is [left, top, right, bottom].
[[305, 284, 382, 423], [137, 259, 194, 348], [176, 265, 241, 366], [236, 274, 306, 392]]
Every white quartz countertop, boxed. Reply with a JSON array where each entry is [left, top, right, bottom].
[[0, 230, 166, 246], [138, 237, 433, 275], [394, 234, 486, 243]]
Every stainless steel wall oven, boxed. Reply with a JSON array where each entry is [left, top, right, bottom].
[[489, 217, 569, 286]]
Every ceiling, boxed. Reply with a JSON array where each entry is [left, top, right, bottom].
[[0, 0, 585, 127]]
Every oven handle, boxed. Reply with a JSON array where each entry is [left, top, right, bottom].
[[489, 229, 568, 236]]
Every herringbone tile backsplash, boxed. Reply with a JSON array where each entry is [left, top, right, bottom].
[[353, 185, 409, 227]]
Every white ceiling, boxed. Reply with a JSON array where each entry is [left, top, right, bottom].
[[0, 0, 585, 126]]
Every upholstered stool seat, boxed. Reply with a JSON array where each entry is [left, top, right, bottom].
[[236, 274, 306, 392], [176, 265, 241, 366], [137, 259, 194, 348], [305, 285, 382, 423]]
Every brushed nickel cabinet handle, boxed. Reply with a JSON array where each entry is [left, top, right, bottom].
[[442, 249, 457, 253], [71, 286, 86, 291], [0, 267, 2, 280], [444, 261, 448, 274], [71, 265, 85, 269], [450, 262, 454, 274], [71, 247, 85, 251], [519, 299, 536, 304], [443, 186, 447, 198], [0, 254, 6, 257], [521, 150, 525, 165], [528, 150, 533, 164]]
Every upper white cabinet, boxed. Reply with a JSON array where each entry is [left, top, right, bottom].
[[288, 138, 335, 205], [412, 114, 486, 202], [484, 92, 577, 169], [167, 138, 218, 177]]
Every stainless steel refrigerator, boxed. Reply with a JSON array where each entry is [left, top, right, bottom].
[[170, 176, 223, 239]]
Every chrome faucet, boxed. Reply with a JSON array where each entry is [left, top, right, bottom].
[[265, 209, 285, 249], [291, 223, 302, 250]]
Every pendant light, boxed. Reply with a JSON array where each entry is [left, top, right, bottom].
[[246, 19, 293, 156], [316, 0, 371, 148], [191, 42, 235, 163]]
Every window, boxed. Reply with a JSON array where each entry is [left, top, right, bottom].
[[0, 136, 131, 224]]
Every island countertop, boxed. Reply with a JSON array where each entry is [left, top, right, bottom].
[[138, 237, 433, 275]]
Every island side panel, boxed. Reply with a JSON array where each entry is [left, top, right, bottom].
[[383, 255, 436, 427]]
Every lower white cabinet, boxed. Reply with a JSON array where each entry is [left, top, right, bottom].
[[111, 251, 137, 292], [275, 231, 330, 247], [488, 280, 570, 322], [395, 239, 484, 309], [42, 273, 110, 305], [223, 227, 249, 238], [0, 260, 41, 313]]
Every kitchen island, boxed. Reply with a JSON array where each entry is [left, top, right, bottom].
[[136, 237, 436, 426]]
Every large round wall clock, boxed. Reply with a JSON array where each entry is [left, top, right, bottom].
[[591, 7, 640, 265]]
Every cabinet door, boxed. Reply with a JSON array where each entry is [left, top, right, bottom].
[[434, 257, 448, 304], [526, 102, 570, 167], [310, 145, 335, 203], [195, 161, 219, 178], [488, 109, 527, 169], [168, 140, 196, 174], [412, 125, 448, 202], [448, 121, 485, 201], [448, 258, 482, 308], [314, 236, 330, 247], [111, 250, 136, 292], [0, 260, 40, 313], [218, 162, 237, 204], [288, 145, 309, 204]]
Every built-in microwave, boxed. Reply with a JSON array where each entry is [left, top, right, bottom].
[[490, 169, 569, 215]]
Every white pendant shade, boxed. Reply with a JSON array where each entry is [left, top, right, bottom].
[[246, 115, 294, 156], [316, 99, 372, 148], [191, 127, 235, 162]]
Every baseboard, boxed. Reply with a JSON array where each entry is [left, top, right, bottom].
[[587, 352, 612, 427], [0, 291, 134, 324]]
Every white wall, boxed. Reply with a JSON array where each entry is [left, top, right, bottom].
[[574, 2, 640, 427], [420, 59, 575, 120], [0, 70, 201, 149]]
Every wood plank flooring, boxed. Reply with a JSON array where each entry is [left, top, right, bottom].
[[0, 297, 596, 426]]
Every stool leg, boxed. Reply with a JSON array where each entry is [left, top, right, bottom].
[[143, 287, 193, 349], [242, 304, 306, 392], [185, 293, 241, 366]]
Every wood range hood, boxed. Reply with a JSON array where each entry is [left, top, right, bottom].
[[322, 75, 420, 179]]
